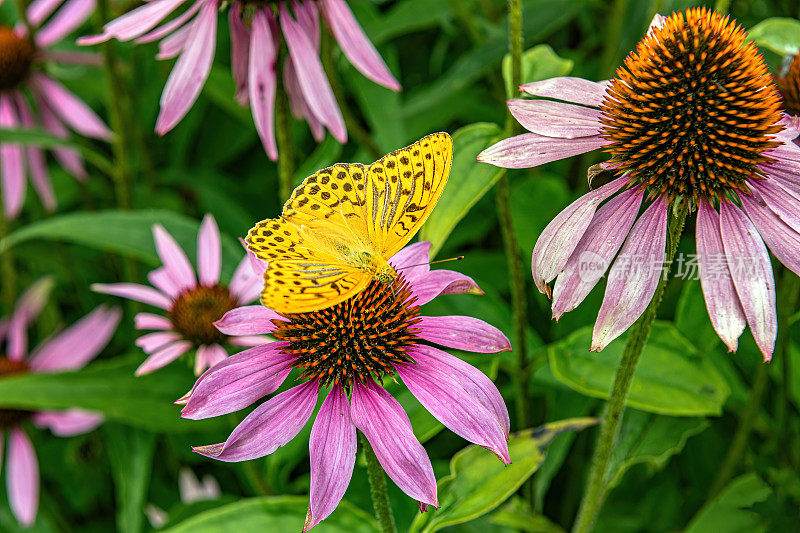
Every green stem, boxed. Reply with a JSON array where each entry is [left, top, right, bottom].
[[360, 432, 397, 533], [572, 202, 688, 533], [0, 208, 16, 312], [275, 55, 295, 201], [778, 272, 800, 460], [599, 0, 630, 78], [713, 0, 732, 13]]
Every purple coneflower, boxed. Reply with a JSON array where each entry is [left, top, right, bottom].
[[0, 278, 120, 527], [0, 0, 111, 219], [80, 0, 400, 159], [479, 7, 800, 360], [93, 214, 265, 375], [180, 241, 512, 530]]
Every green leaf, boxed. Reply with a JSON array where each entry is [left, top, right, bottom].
[[605, 411, 708, 490], [685, 474, 771, 533], [749, 17, 800, 55], [490, 498, 566, 533], [420, 123, 504, 257], [367, 0, 454, 45], [548, 321, 730, 416], [410, 418, 598, 533], [0, 127, 114, 176], [0, 210, 244, 279], [160, 496, 378, 533], [0, 354, 221, 432], [502, 44, 574, 98], [104, 424, 156, 533]]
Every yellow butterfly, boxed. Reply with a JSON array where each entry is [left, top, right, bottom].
[[245, 132, 453, 314]]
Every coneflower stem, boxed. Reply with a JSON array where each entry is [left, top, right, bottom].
[[275, 50, 295, 202], [0, 208, 16, 312], [600, 0, 630, 79], [572, 202, 688, 533], [361, 432, 397, 533]]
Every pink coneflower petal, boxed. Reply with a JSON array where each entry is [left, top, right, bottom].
[[293, 0, 320, 48], [156, 22, 192, 60], [194, 343, 227, 375], [14, 94, 56, 211], [249, 7, 278, 160], [0, 94, 26, 219], [410, 345, 509, 437], [136, 0, 202, 43], [7, 428, 39, 527], [229, 2, 250, 105], [592, 196, 668, 351], [193, 381, 318, 461], [155, 0, 217, 135], [696, 202, 746, 352], [135, 340, 192, 375], [410, 269, 483, 306], [396, 362, 510, 464], [507, 99, 603, 139], [284, 58, 326, 141], [279, 2, 346, 143], [37, 99, 87, 180], [719, 201, 777, 361], [748, 179, 800, 233], [32, 74, 112, 140], [32, 409, 103, 436], [92, 282, 172, 309], [389, 241, 432, 282], [95, 0, 186, 42], [134, 312, 172, 331], [776, 115, 800, 140], [152, 224, 197, 291], [136, 331, 182, 353], [35, 0, 96, 48], [305, 385, 357, 532], [197, 214, 222, 286], [29, 306, 120, 371], [148, 267, 181, 299], [215, 305, 281, 335], [552, 187, 642, 319], [476, 132, 609, 169], [229, 254, 263, 304], [741, 192, 800, 277], [7, 278, 54, 362], [350, 380, 438, 508], [319, 0, 400, 91], [417, 315, 511, 353], [519, 76, 609, 106], [27, 0, 65, 26], [531, 175, 628, 295], [39, 50, 103, 66], [228, 335, 268, 347], [181, 343, 294, 419]]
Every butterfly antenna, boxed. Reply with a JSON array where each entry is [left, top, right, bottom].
[[396, 256, 465, 270]]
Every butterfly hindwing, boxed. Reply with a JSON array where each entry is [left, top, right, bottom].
[[366, 132, 453, 257]]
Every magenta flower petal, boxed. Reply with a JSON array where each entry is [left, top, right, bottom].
[[410, 344, 509, 437], [531, 175, 628, 295], [92, 283, 172, 309], [182, 343, 294, 419], [7, 278, 54, 362], [719, 201, 777, 361], [194, 343, 227, 375], [32, 74, 112, 140], [193, 381, 318, 461], [552, 187, 642, 319], [696, 202, 746, 352], [741, 192, 800, 277], [136, 331, 182, 353], [417, 315, 511, 353], [96, 0, 186, 41], [134, 312, 172, 331], [29, 306, 120, 371], [152, 224, 197, 291], [477, 132, 609, 169], [280, 2, 346, 142], [748, 178, 800, 234], [148, 267, 181, 298], [249, 7, 279, 160], [507, 99, 603, 139], [230, 253, 264, 304], [284, 57, 326, 141], [228, 335, 268, 347], [0, 94, 26, 219], [215, 305, 280, 335], [293, 0, 320, 49], [13, 94, 56, 211], [37, 99, 87, 180], [519, 76, 608, 106], [350, 380, 438, 507], [135, 0, 202, 43], [156, 22, 192, 60], [135, 340, 192, 375], [7, 428, 39, 527], [319, 0, 401, 91], [592, 196, 668, 351], [197, 214, 222, 286], [35, 0, 95, 48], [410, 269, 483, 306], [397, 361, 510, 464], [27, 0, 66, 26], [32, 409, 103, 437], [229, 1, 251, 105], [305, 385, 357, 532], [389, 241, 432, 282], [155, 0, 217, 135]]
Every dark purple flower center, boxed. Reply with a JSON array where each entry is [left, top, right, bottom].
[[776, 53, 800, 116], [271, 275, 422, 389], [0, 26, 35, 91], [0, 357, 32, 428], [169, 285, 238, 346], [599, 8, 783, 203]]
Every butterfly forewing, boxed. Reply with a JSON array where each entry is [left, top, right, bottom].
[[366, 132, 453, 257]]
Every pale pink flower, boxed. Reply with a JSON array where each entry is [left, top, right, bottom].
[[0, 278, 120, 527], [181, 242, 511, 530], [479, 8, 800, 360], [0, 0, 111, 219], [92, 214, 266, 376], [80, 0, 400, 159]]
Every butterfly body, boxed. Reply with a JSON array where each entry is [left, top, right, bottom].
[[246, 132, 453, 313]]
